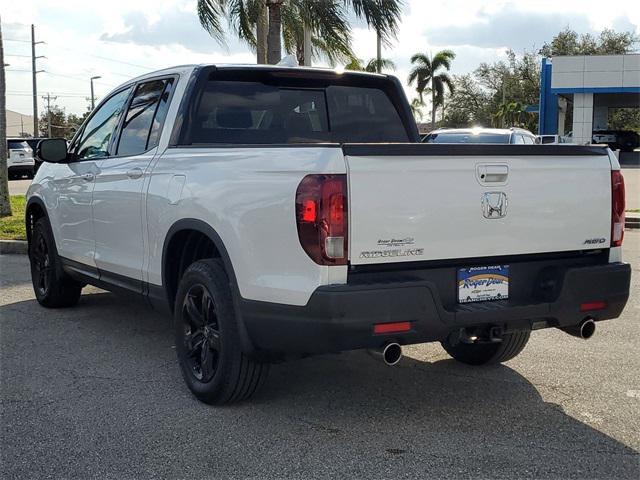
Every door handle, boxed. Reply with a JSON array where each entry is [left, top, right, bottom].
[[126, 168, 144, 179], [81, 173, 95, 182], [477, 165, 508, 184]]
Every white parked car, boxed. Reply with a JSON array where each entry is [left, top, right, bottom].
[[27, 65, 631, 405], [7, 139, 35, 179], [423, 127, 539, 144]]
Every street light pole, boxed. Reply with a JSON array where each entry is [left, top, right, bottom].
[[90, 76, 101, 110]]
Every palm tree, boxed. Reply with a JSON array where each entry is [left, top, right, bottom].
[[493, 101, 529, 128], [410, 98, 424, 122], [345, 57, 395, 73], [197, 0, 403, 65], [0, 18, 11, 217], [408, 50, 455, 129]]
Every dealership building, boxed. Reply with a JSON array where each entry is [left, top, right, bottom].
[[539, 54, 640, 145]]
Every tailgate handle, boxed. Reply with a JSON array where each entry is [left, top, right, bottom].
[[478, 165, 508, 184]]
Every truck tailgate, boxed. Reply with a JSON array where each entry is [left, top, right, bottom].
[[344, 144, 613, 265]]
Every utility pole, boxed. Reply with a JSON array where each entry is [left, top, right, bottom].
[[31, 25, 44, 137], [90, 75, 101, 110], [42, 93, 57, 138]]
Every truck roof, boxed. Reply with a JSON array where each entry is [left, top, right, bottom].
[[125, 63, 388, 86]]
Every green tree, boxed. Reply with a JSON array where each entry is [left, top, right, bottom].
[[197, 0, 403, 65], [539, 27, 639, 57], [407, 49, 455, 129], [345, 57, 395, 72], [475, 49, 540, 131], [609, 108, 640, 132], [441, 74, 492, 128], [38, 105, 77, 139], [0, 18, 11, 217]]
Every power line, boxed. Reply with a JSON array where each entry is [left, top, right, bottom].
[[7, 92, 88, 98], [4, 38, 31, 43], [51, 45, 154, 70]]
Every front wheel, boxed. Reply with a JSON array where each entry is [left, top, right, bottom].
[[441, 330, 530, 366], [28, 218, 82, 308], [174, 259, 268, 405]]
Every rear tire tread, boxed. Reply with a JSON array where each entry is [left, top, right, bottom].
[[174, 259, 268, 405]]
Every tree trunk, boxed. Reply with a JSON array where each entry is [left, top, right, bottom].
[[376, 30, 382, 73], [431, 86, 436, 130], [256, 3, 268, 64], [266, 0, 283, 65], [302, 24, 312, 66], [0, 18, 12, 217]]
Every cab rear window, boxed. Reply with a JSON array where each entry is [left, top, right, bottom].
[[182, 71, 410, 145]]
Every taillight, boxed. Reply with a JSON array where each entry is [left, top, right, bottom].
[[611, 170, 625, 247], [295, 174, 348, 265]]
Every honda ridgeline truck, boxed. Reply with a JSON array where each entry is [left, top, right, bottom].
[[27, 65, 631, 404]]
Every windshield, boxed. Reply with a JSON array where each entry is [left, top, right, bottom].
[[424, 132, 511, 144], [186, 75, 410, 144]]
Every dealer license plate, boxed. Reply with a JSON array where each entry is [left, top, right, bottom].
[[458, 265, 509, 303]]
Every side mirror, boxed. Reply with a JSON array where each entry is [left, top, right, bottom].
[[37, 138, 68, 163]]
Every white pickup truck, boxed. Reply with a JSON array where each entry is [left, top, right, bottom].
[[27, 65, 631, 405]]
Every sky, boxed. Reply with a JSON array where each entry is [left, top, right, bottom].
[[2, 0, 639, 118]]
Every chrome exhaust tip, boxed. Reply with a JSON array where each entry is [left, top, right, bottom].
[[369, 343, 403, 366], [579, 318, 596, 339], [561, 318, 596, 340]]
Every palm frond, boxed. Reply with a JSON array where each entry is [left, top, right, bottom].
[[345, 0, 404, 44], [365, 57, 395, 72], [197, 0, 227, 43], [431, 49, 456, 71], [410, 52, 430, 67]]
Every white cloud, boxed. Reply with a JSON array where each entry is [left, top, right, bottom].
[[2, 0, 639, 115]]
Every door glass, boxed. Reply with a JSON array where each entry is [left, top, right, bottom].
[[147, 79, 175, 150], [76, 88, 132, 160], [512, 134, 525, 144], [117, 79, 169, 156]]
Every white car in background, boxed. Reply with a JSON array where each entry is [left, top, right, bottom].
[[7, 139, 35, 179]]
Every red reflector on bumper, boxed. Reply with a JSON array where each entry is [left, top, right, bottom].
[[580, 301, 607, 312], [373, 322, 411, 334]]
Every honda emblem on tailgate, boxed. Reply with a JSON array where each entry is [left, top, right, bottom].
[[482, 192, 507, 219]]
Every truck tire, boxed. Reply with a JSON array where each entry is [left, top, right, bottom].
[[28, 218, 83, 308], [441, 330, 530, 366], [174, 259, 268, 405]]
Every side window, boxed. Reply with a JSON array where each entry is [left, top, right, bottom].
[[512, 134, 525, 144], [117, 79, 173, 156], [76, 87, 132, 160], [523, 135, 535, 144], [146, 78, 175, 150]]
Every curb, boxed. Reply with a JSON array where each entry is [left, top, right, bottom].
[[0, 240, 28, 255]]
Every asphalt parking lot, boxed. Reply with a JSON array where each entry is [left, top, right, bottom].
[[1, 233, 639, 479]]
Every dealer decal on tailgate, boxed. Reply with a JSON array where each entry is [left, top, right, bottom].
[[458, 265, 509, 303]]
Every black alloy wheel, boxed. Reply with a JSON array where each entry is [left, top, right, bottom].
[[181, 284, 222, 382]]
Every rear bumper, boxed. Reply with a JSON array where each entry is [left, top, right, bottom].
[[239, 262, 631, 357]]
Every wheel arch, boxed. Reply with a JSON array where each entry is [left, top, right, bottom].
[[25, 196, 50, 245], [160, 218, 256, 355]]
